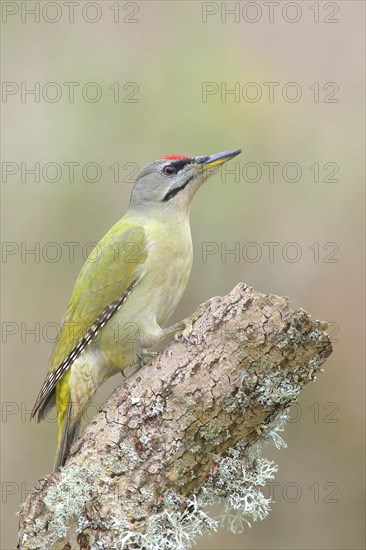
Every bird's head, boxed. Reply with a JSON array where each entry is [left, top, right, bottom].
[[129, 149, 241, 214]]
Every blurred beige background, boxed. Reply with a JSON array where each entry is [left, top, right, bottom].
[[1, 1, 365, 548]]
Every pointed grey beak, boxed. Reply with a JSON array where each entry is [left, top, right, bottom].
[[196, 149, 242, 168]]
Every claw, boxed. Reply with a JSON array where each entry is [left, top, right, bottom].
[[174, 322, 194, 345], [174, 320, 194, 344], [182, 332, 193, 345], [164, 297, 215, 346]]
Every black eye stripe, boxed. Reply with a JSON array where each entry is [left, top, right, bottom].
[[171, 158, 194, 171]]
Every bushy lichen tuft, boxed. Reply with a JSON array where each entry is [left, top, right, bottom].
[[257, 410, 289, 449], [112, 491, 218, 550], [110, 409, 289, 550], [44, 464, 101, 542], [37, 407, 290, 549], [210, 455, 277, 532]]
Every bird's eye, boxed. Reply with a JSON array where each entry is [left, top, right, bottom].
[[163, 165, 177, 176]]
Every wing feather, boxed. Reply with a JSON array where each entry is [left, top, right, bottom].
[[32, 221, 148, 420]]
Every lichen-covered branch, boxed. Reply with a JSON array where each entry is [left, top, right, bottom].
[[18, 283, 332, 550]]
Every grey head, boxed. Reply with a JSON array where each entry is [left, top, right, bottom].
[[129, 149, 241, 214]]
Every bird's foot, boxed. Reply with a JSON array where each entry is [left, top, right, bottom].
[[163, 298, 217, 344], [174, 319, 194, 344], [138, 350, 158, 366], [121, 351, 158, 379], [161, 320, 191, 343]]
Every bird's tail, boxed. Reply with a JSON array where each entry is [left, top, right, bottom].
[[54, 400, 80, 471]]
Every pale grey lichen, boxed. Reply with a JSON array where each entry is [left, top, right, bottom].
[[110, 410, 288, 550], [112, 463, 273, 550], [211, 455, 278, 532], [307, 355, 322, 379], [256, 370, 301, 406], [276, 310, 308, 349], [139, 430, 152, 446], [44, 464, 100, 541], [258, 410, 289, 449], [37, 407, 289, 550], [146, 397, 165, 418], [224, 386, 252, 413], [118, 439, 144, 467], [309, 328, 323, 341], [112, 491, 218, 550], [198, 418, 225, 445]]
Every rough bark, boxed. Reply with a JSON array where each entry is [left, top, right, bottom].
[[18, 283, 332, 550]]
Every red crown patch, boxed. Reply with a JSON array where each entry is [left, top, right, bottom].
[[160, 155, 191, 160]]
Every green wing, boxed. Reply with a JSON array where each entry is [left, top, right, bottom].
[[32, 220, 148, 420]]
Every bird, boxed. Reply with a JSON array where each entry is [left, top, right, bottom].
[[31, 148, 242, 470]]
